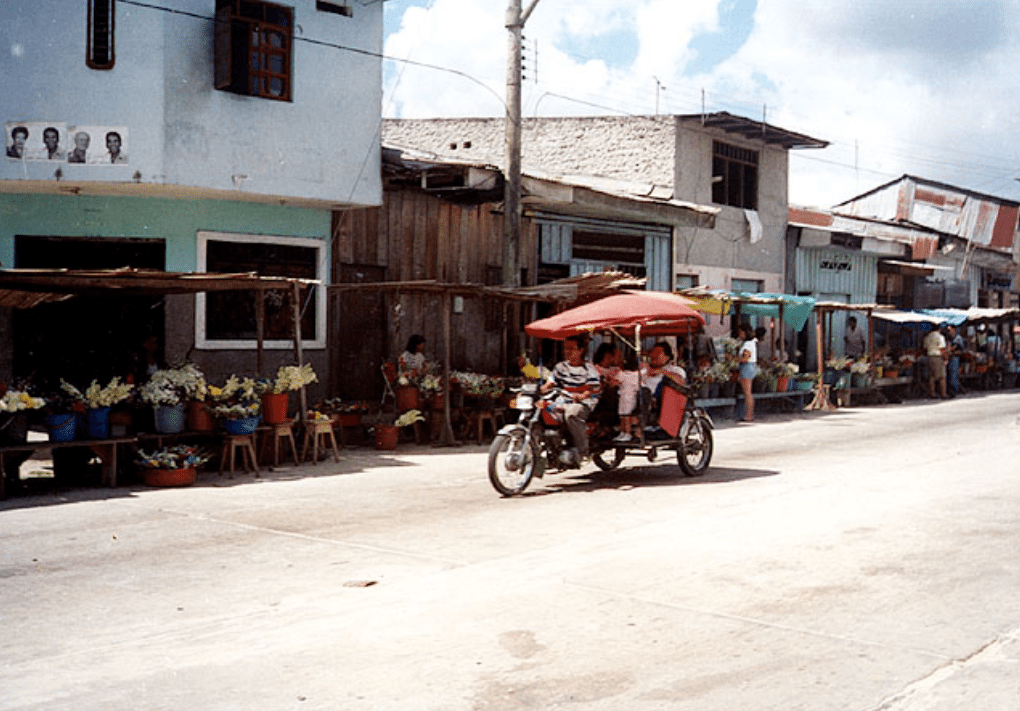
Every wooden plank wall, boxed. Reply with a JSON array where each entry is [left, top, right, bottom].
[[329, 187, 537, 399]]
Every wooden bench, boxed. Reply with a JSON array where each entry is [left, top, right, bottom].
[[0, 436, 136, 499]]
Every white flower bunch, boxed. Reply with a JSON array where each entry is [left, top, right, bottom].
[[849, 359, 870, 374], [0, 390, 46, 413], [274, 364, 318, 393], [175, 362, 208, 401], [61, 377, 134, 408], [216, 375, 260, 402], [139, 364, 204, 406], [393, 409, 425, 427]]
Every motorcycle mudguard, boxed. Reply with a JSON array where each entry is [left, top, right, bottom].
[[659, 383, 686, 438], [497, 423, 527, 437]]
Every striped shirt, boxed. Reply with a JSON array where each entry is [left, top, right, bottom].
[[549, 361, 601, 408]]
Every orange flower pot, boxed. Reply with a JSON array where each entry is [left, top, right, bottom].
[[187, 401, 216, 432], [395, 386, 420, 412], [374, 424, 399, 450], [262, 392, 290, 424], [144, 467, 196, 487]]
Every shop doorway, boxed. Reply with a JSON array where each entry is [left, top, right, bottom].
[[13, 236, 166, 393]]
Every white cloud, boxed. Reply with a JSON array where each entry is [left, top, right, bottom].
[[383, 0, 1020, 207]]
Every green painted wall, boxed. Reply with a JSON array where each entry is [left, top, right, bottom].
[[0, 194, 331, 270]]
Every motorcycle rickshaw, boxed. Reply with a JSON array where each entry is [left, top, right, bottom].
[[488, 291, 715, 496]]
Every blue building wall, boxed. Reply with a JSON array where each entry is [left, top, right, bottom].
[[1, 0, 382, 205]]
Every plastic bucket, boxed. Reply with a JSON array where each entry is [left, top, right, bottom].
[[86, 407, 111, 439], [46, 413, 77, 442], [222, 416, 260, 435], [153, 404, 186, 434], [262, 393, 290, 424]]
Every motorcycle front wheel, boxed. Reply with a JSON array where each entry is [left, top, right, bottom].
[[488, 431, 540, 496], [677, 417, 713, 477]]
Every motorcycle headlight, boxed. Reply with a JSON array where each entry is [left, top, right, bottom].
[[514, 394, 533, 409]]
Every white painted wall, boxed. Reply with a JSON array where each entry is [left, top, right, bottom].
[[1, 0, 382, 207]]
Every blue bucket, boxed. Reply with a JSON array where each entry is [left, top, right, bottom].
[[87, 407, 111, 439], [222, 415, 260, 435], [153, 404, 186, 434], [46, 413, 77, 442]]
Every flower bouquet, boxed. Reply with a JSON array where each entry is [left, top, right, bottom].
[[0, 386, 45, 446], [273, 363, 318, 394], [0, 389, 46, 414], [849, 359, 870, 375], [61, 377, 134, 409], [208, 375, 262, 433], [140, 364, 210, 434], [451, 371, 505, 399], [259, 364, 315, 424], [61, 377, 134, 438], [139, 364, 205, 407]]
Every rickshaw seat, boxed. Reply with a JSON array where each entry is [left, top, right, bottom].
[[658, 379, 688, 438]]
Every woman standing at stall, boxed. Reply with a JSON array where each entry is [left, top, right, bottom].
[[738, 324, 758, 422]]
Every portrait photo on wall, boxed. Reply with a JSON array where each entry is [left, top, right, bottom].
[[67, 125, 129, 165], [5, 121, 69, 161]]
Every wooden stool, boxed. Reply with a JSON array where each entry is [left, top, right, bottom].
[[465, 409, 501, 444], [260, 422, 299, 468], [301, 420, 340, 464], [219, 434, 259, 475]]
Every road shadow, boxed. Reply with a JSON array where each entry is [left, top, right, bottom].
[[522, 464, 779, 496]]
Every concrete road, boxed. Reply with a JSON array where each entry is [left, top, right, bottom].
[[2, 393, 1019, 710]]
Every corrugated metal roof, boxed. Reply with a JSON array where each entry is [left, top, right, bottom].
[[834, 175, 1019, 254]]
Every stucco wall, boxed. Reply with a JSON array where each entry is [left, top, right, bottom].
[[382, 116, 677, 187], [674, 123, 788, 284]]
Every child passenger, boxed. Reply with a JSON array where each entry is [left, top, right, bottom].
[[613, 350, 642, 443]]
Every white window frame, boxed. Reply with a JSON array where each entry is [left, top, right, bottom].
[[195, 231, 327, 350]]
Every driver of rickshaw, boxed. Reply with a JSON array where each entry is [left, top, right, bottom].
[[543, 335, 601, 462]]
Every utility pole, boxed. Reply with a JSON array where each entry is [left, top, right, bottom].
[[503, 0, 541, 287]]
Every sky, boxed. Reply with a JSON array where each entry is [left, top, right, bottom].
[[381, 0, 1020, 209]]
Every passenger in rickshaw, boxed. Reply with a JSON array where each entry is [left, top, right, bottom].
[[591, 342, 622, 421], [615, 341, 686, 440]]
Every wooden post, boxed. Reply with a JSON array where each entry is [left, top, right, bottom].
[[806, 307, 836, 410], [434, 291, 459, 446], [255, 288, 265, 376], [292, 282, 308, 423], [866, 307, 875, 376]]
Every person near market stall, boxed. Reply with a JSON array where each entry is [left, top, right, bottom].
[[400, 334, 427, 372], [923, 325, 948, 399], [946, 325, 965, 398], [738, 324, 758, 422], [844, 316, 867, 359]]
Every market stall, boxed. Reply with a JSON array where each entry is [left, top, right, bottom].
[[0, 267, 316, 498]]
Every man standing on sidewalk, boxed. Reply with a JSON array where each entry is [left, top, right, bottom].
[[923, 326, 948, 399], [946, 325, 965, 397]]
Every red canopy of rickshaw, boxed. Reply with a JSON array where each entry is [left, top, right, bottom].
[[525, 290, 705, 339]]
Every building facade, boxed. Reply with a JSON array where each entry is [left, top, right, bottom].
[[1, 0, 382, 394], [383, 112, 826, 338]]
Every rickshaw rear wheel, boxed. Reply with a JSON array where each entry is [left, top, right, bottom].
[[678, 419, 713, 477], [488, 431, 539, 496], [592, 447, 626, 471]]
